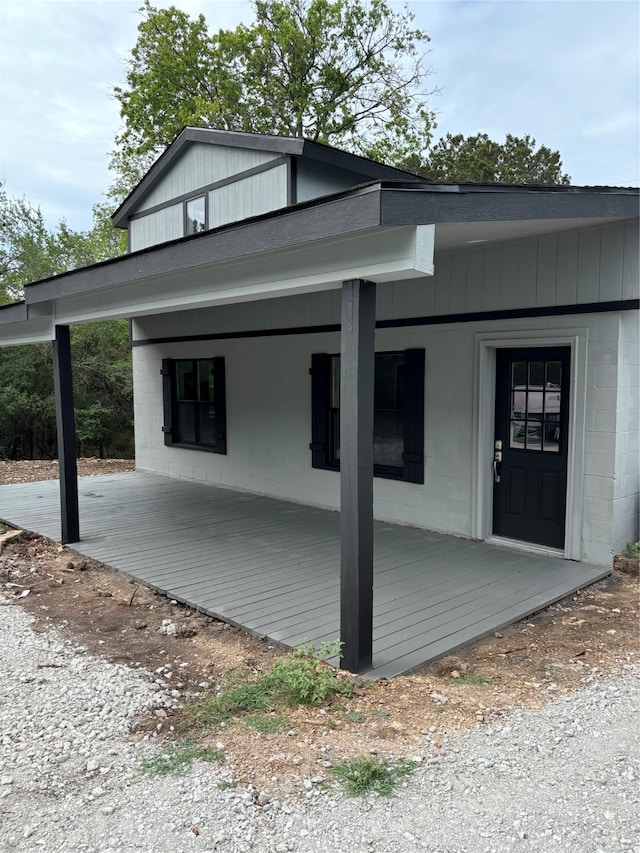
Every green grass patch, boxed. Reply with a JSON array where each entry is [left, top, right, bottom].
[[342, 710, 365, 724], [370, 709, 391, 720], [243, 713, 286, 733], [139, 741, 225, 777], [623, 541, 640, 561], [330, 756, 417, 797], [186, 640, 352, 730], [452, 674, 500, 686], [188, 678, 272, 728]]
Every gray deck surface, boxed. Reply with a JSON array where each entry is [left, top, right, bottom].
[[0, 472, 609, 678]]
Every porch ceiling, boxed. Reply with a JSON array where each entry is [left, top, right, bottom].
[[0, 472, 609, 678]]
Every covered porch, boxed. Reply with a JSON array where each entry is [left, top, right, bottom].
[[0, 471, 609, 679]]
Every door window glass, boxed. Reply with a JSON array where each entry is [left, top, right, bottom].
[[509, 358, 562, 452]]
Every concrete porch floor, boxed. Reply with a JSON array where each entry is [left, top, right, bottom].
[[0, 471, 609, 678]]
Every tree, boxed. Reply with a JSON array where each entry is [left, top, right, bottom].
[[111, 0, 436, 196], [0, 186, 126, 304], [407, 133, 571, 185], [0, 184, 51, 305], [0, 188, 132, 460]]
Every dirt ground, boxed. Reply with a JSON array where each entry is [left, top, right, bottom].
[[1, 459, 638, 794]]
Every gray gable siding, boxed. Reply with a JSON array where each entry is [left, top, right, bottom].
[[296, 160, 372, 202], [129, 203, 183, 253], [137, 144, 281, 212], [208, 162, 288, 230]]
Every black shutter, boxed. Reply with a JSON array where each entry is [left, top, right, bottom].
[[402, 348, 425, 484], [310, 353, 330, 469], [160, 359, 174, 446], [213, 356, 227, 454]]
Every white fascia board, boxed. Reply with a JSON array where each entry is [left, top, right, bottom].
[[0, 316, 54, 346], [53, 224, 434, 325]]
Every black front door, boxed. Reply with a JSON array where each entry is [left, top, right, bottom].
[[493, 347, 571, 549]]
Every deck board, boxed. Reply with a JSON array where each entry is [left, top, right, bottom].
[[0, 471, 609, 678]]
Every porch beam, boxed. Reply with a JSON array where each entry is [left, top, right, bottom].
[[52, 324, 80, 544], [339, 278, 376, 673]]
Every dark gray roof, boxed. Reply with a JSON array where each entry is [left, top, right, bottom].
[[111, 127, 426, 229], [5, 180, 633, 313]]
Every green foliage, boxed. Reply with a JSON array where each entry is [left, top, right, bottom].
[[330, 755, 417, 796], [0, 186, 126, 302], [369, 708, 391, 719], [189, 679, 273, 728], [265, 641, 352, 706], [110, 0, 436, 194], [139, 741, 225, 776], [187, 640, 352, 729], [0, 345, 57, 459], [243, 713, 286, 733], [406, 133, 570, 185], [342, 710, 365, 723], [622, 542, 640, 561], [451, 674, 500, 686], [0, 187, 132, 460]]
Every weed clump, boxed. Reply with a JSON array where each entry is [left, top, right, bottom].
[[187, 640, 352, 729], [139, 741, 225, 776], [330, 755, 417, 796]]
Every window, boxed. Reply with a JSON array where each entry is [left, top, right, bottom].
[[310, 349, 424, 483], [161, 357, 226, 453], [509, 359, 562, 453], [185, 195, 206, 235]]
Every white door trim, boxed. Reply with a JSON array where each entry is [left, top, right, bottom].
[[472, 327, 588, 561]]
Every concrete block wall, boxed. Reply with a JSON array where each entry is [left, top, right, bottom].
[[613, 311, 639, 554], [582, 312, 639, 564], [131, 220, 638, 566]]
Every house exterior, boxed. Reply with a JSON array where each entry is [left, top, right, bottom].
[[1, 127, 638, 671]]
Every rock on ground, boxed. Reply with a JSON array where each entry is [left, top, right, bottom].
[[0, 600, 638, 853]]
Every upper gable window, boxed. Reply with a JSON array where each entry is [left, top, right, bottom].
[[185, 195, 206, 235]]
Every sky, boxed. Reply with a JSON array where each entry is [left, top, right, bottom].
[[0, 0, 638, 232]]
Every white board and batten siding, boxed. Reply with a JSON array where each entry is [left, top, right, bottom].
[[208, 163, 288, 230], [132, 219, 639, 566], [137, 144, 281, 212], [129, 143, 288, 252], [129, 204, 184, 253]]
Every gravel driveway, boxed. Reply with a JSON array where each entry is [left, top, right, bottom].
[[1, 602, 638, 853]]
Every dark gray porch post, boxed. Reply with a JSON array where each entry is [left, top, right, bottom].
[[52, 324, 80, 544], [340, 278, 376, 673]]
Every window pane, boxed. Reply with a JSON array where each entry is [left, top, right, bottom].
[[177, 403, 196, 443], [544, 391, 561, 418], [543, 421, 560, 452], [327, 352, 407, 471], [197, 359, 214, 402], [198, 404, 216, 445], [529, 361, 544, 387], [510, 420, 526, 448], [186, 196, 206, 234], [511, 389, 525, 419], [525, 422, 542, 451], [330, 355, 340, 409], [373, 410, 403, 467], [546, 361, 561, 387], [330, 409, 340, 461], [176, 362, 195, 401], [512, 361, 527, 389], [374, 354, 403, 410], [526, 390, 544, 417]]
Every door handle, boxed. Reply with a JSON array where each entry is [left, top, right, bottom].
[[493, 459, 501, 483]]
